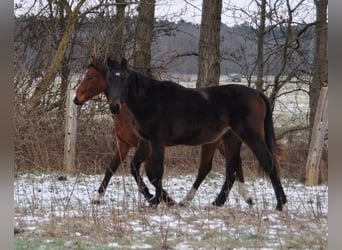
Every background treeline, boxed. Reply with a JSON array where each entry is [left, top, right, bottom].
[[14, 16, 314, 76]]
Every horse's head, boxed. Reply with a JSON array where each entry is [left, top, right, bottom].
[[73, 56, 107, 106], [106, 57, 129, 114]]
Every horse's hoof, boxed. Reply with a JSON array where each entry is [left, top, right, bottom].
[[91, 200, 102, 205], [276, 197, 287, 211], [204, 203, 221, 210], [92, 192, 104, 205], [276, 204, 283, 211], [148, 203, 159, 209], [147, 197, 160, 207], [211, 200, 224, 207], [246, 198, 254, 206], [282, 195, 287, 205], [177, 202, 186, 207], [166, 200, 177, 207]]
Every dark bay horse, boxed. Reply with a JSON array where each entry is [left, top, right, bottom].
[[73, 56, 253, 206], [106, 58, 287, 211]]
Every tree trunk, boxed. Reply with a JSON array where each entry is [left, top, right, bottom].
[[268, 0, 293, 111], [109, 0, 127, 59], [60, 56, 70, 110], [255, 0, 266, 92], [133, 0, 155, 73], [196, 0, 222, 88], [59, 7, 69, 111], [28, 0, 86, 111], [310, 0, 328, 128]]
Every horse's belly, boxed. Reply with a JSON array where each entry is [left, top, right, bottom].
[[168, 126, 229, 146]]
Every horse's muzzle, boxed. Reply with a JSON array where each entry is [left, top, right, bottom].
[[109, 103, 121, 114], [73, 96, 81, 105]]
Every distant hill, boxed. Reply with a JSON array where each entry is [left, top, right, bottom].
[[152, 19, 313, 78], [14, 16, 314, 78]]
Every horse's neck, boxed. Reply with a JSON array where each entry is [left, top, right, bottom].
[[125, 72, 154, 116], [134, 71, 154, 88], [128, 71, 154, 97]]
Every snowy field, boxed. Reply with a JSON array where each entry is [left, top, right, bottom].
[[14, 171, 327, 249]]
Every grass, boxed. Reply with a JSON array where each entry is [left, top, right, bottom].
[[14, 238, 119, 250]]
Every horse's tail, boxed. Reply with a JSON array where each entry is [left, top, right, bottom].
[[259, 93, 287, 165]]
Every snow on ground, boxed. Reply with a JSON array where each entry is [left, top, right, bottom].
[[14, 171, 327, 249]]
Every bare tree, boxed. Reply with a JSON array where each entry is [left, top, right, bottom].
[[28, 0, 86, 111], [222, 0, 316, 109], [196, 0, 222, 88], [133, 0, 155, 72], [255, 0, 266, 92], [109, 0, 127, 59], [310, 0, 328, 127]]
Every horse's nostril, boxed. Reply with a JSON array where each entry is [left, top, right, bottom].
[[109, 104, 121, 114]]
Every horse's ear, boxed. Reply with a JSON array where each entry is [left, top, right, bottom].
[[121, 58, 127, 70], [91, 56, 98, 67], [106, 57, 113, 68]]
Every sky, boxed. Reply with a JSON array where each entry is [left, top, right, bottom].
[[14, 0, 253, 23], [154, 0, 316, 25], [14, 0, 315, 26], [154, 0, 256, 25]]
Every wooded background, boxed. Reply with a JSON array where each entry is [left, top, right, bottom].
[[14, 0, 328, 183]]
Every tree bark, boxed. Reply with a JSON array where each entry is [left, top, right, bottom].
[[255, 0, 266, 92], [133, 0, 155, 72], [310, 0, 328, 128], [196, 0, 222, 88], [28, 0, 86, 110], [109, 0, 127, 59]]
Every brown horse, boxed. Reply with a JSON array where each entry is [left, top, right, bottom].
[[106, 57, 287, 211], [74, 56, 253, 206]]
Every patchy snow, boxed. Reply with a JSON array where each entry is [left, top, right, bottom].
[[14, 171, 327, 249]]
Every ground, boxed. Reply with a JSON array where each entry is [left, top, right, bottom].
[[14, 171, 327, 249]]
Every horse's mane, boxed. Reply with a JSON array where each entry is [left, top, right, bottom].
[[127, 67, 184, 91]]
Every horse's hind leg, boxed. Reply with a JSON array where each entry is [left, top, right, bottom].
[[92, 139, 131, 204], [217, 133, 253, 205], [238, 130, 287, 211], [130, 141, 154, 200], [249, 140, 286, 210], [179, 141, 219, 207], [212, 132, 243, 206]]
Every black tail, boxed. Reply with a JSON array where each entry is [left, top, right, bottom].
[[259, 92, 287, 210], [259, 92, 277, 156]]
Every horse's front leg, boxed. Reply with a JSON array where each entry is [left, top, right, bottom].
[[144, 156, 177, 206], [130, 141, 154, 200], [92, 139, 131, 204], [145, 141, 165, 207]]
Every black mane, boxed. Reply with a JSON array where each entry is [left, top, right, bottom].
[[127, 67, 184, 91]]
